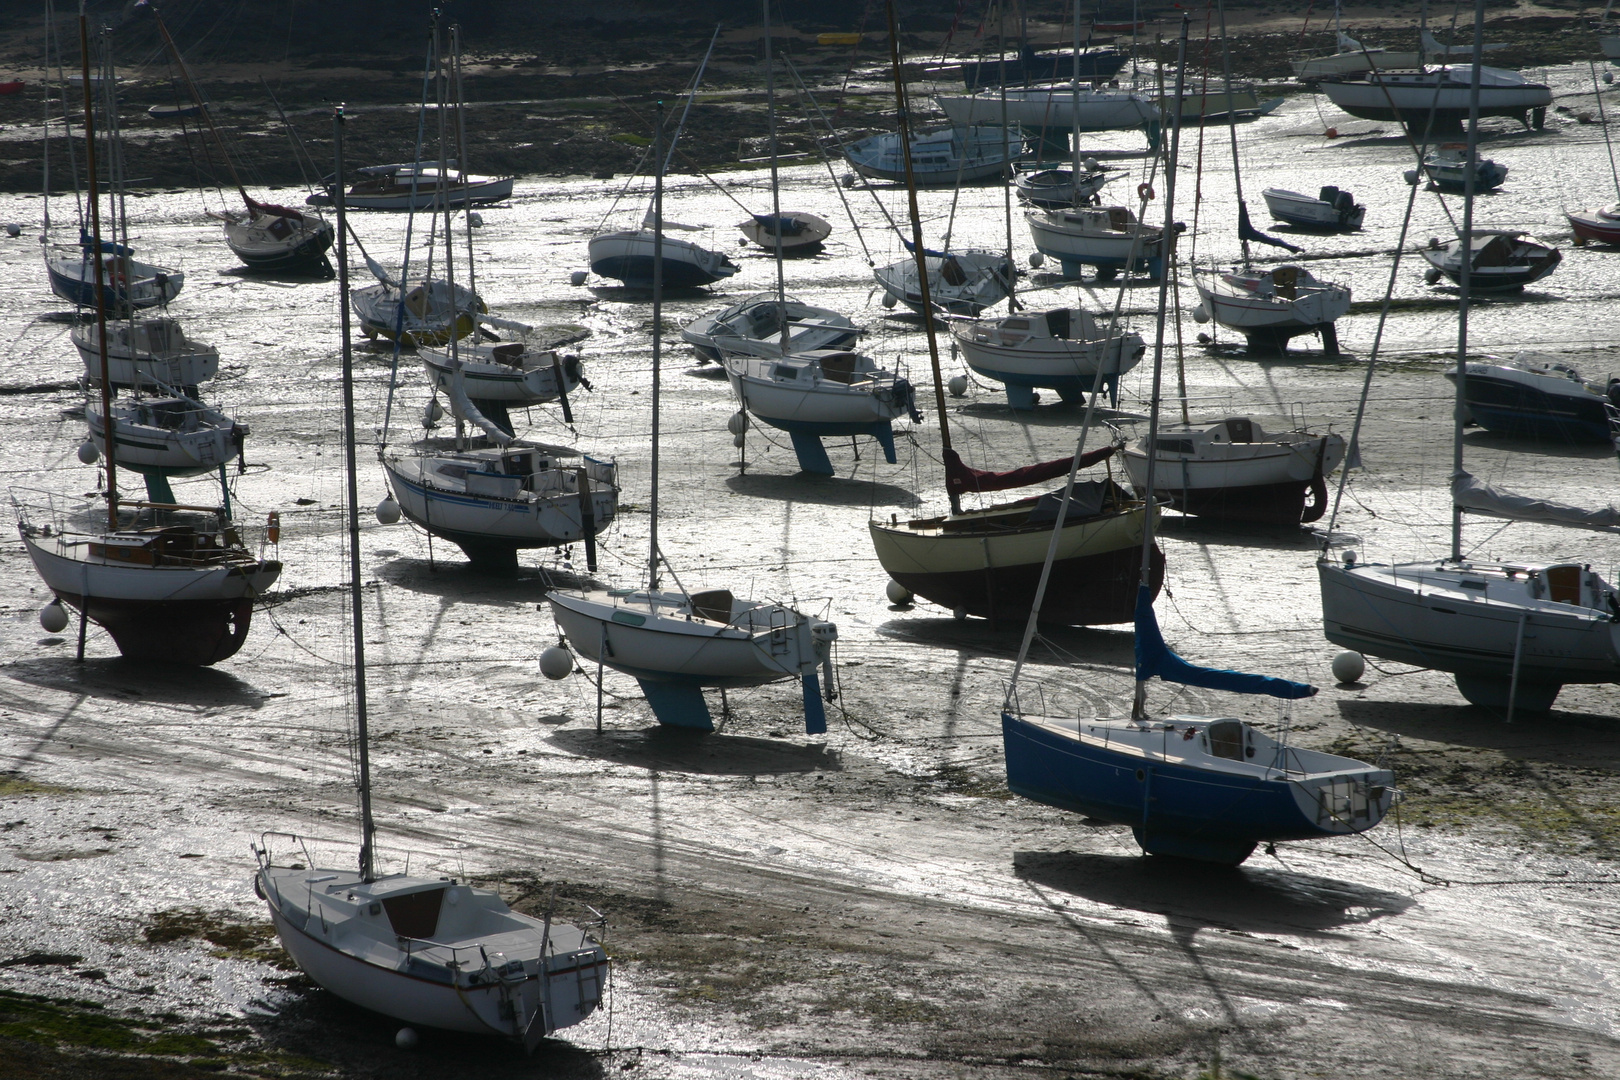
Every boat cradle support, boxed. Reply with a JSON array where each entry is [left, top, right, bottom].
[[638, 671, 828, 734], [783, 421, 898, 476]]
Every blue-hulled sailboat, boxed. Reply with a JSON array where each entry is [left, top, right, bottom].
[[999, 18, 1397, 866]]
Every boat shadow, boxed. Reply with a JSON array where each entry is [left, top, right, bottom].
[[956, 399, 1148, 424], [220, 265, 335, 285], [549, 724, 844, 775], [723, 472, 920, 507], [247, 989, 606, 1077], [1336, 699, 1620, 770], [588, 284, 718, 303], [1013, 848, 1414, 936], [877, 616, 1135, 665], [2, 656, 272, 709], [372, 556, 593, 601], [1462, 428, 1614, 459], [1155, 514, 1323, 551]]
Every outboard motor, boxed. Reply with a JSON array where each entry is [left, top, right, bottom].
[[1334, 190, 1356, 213], [1318, 184, 1339, 206]]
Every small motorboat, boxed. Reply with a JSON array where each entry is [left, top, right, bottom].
[[1014, 163, 1115, 209], [736, 211, 831, 254], [682, 293, 859, 363], [1568, 203, 1620, 246], [1403, 144, 1508, 190], [1420, 230, 1561, 291], [1444, 353, 1620, 443], [1261, 185, 1365, 231], [1120, 416, 1346, 524]]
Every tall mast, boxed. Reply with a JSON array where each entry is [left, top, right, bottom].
[[1071, 0, 1081, 182], [1130, 18, 1192, 720], [884, 0, 957, 515], [649, 102, 665, 589], [763, 0, 788, 352], [1215, 0, 1249, 266], [78, 2, 116, 528], [1450, 0, 1485, 562], [333, 104, 376, 884], [148, 7, 251, 209]]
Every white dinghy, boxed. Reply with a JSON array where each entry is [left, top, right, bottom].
[[257, 106, 608, 1051]]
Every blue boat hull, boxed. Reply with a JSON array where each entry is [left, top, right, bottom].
[[1454, 372, 1616, 443], [1001, 712, 1348, 863]]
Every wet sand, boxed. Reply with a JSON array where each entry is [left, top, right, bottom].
[[2, 5, 1620, 1080]]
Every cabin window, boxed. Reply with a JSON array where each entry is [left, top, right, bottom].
[[1207, 720, 1245, 761], [773, 364, 801, 380], [1157, 439, 1194, 455], [381, 888, 444, 939], [1547, 565, 1582, 605]]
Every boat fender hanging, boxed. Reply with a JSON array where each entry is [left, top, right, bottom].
[[77, 441, 99, 464], [1028, 251, 1045, 268], [375, 497, 401, 525], [39, 600, 68, 634], [1192, 305, 1209, 324], [727, 411, 749, 436], [539, 646, 573, 680], [1137, 182, 1155, 201], [267, 510, 281, 545], [947, 375, 968, 397]]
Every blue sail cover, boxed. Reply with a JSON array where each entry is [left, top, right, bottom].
[[900, 237, 949, 258], [79, 228, 133, 258], [1134, 585, 1317, 699], [1237, 201, 1303, 255]]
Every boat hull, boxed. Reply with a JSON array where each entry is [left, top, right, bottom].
[[1026, 210, 1163, 280], [1568, 208, 1620, 246], [1001, 713, 1393, 862], [589, 231, 738, 288], [21, 531, 280, 665], [1446, 369, 1615, 443], [1319, 73, 1550, 127], [870, 508, 1163, 626], [225, 218, 335, 275], [1317, 559, 1620, 687]]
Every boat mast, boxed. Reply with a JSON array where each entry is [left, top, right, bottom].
[[1215, 0, 1249, 267], [432, 16, 464, 450], [884, 0, 957, 514], [148, 8, 252, 210], [1450, 0, 1485, 562], [1071, 0, 1081, 184], [763, 0, 789, 352], [333, 104, 376, 884], [650, 102, 665, 590], [78, 2, 117, 529]]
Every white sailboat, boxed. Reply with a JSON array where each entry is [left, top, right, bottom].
[[147, 8, 334, 276], [845, 124, 1026, 184], [256, 109, 608, 1047], [1003, 18, 1396, 866], [17, 6, 279, 668], [83, 394, 245, 479], [70, 316, 220, 392], [547, 94, 837, 734], [873, 248, 1015, 315], [1120, 416, 1345, 525], [1194, 7, 1351, 356], [681, 293, 859, 363], [1025, 204, 1169, 282], [948, 306, 1145, 411], [1317, 14, 1620, 716]]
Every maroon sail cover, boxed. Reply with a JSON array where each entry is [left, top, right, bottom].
[[943, 445, 1115, 495], [247, 198, 309, 222]]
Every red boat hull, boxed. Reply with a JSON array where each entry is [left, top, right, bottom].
[[1569, 213, 1620, 246]]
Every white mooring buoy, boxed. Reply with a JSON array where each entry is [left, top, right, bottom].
[[375, 497, 401, 525], [39, 600, 69, 634], [539, 646, 574, 680]]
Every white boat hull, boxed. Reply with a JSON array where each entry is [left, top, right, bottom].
[[873, 251, 1013, 315], [72, 320, 220, 390], [934, 89, 1154, 131], [588, 230, 738, 289]]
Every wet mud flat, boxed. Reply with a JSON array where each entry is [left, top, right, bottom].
[[1, 8, 1620, 1080]]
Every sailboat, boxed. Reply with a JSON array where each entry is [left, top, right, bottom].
[[17, 4, 279, 668], [546, 100, 837, 734], [375, 26, 620, 574], [69, 316, 219, 392], [718, 2, 919, 477], [947, 304, 1146, 411], [868, 0, 1159, 628], [588, 32, 739, 290], [1317, 5, 1620, 716], [41, 15, 183, 312], [681, 292, 859, 363], [352, 18, 488, 347], [1193, 3, 1351, 356], [1002, 19, 1397, 866], [145, 7, 333, 276], [255, 108, 608, 1047]]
